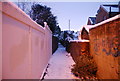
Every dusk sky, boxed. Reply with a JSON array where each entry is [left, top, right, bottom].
[[41, 2, 102, 31], [9, 0, 119, 31], [40, 2, 118, 31]]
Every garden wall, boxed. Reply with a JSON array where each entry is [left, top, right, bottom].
[[89, 15, 120, 79], [1, 2, 52, 79], [69, 40, 90, 63]]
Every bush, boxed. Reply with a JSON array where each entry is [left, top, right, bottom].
[[71, 54, 97, 79]]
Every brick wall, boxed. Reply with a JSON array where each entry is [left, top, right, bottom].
[[89, 17, 120, 79], [96, 6, 109, 24], [81, 28, 89, 40], [69, 41, 90, 63]]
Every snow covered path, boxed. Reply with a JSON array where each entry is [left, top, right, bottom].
[[43, 44, 77, 79]]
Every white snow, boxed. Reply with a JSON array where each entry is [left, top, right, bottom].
[[43, 44, 78, 79], [69, 40, 89, 42], [79, 25, 94, 33], [90, 14, 120, 29], [80, 14, 120, 32]]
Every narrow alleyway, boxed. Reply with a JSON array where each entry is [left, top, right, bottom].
[[42, 44, 78, 79]]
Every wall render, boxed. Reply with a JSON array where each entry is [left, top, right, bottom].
[[1, 2, 52, 79]]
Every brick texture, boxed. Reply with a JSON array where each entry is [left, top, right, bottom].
[[89, 18, 120, 79], [69, 41, 90, 63]]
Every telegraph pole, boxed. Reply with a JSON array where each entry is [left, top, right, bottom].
[[69, 19, 70, 31]]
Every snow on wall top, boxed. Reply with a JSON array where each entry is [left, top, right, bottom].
[[80, 25, 94, 33], [1, 2, 52, 33], [90, 14, 120, 29], [69, 40, 89, 42]]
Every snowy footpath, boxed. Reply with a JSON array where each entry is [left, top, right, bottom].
[[42, 44, 78, 79]]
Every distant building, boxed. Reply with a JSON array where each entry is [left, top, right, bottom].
[[87, 17, 96, 25], [81, 27, 89, 40], [78, 25, 93, 40], [96, 3, 120, 23]]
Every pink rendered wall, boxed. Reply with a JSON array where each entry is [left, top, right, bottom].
[[1, 2, 52, 79], [0, 2, 2, 81]]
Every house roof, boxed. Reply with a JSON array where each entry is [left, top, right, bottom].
[[88, 17, 96, 25], [80, 25, 93, 33], [101, 4, 119, 12]]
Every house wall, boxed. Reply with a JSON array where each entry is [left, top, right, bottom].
[[1, 2, 52, 79], [96, 6, 109, 24], [110, 12, 120, 18], [89, 16, 120, 79]]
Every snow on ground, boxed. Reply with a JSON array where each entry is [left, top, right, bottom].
[[43, 44, 78, 79]]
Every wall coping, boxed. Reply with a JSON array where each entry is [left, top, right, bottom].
[[44, 22, 52, 34], [80, 25, 93, 32], [69, 40, 89, 43], [1, 2, 52, 34], [90, 14, 120, 29]]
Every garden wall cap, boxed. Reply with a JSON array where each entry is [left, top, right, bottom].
[[90, 14, 120, 29], [69, 40, 89, 42]]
